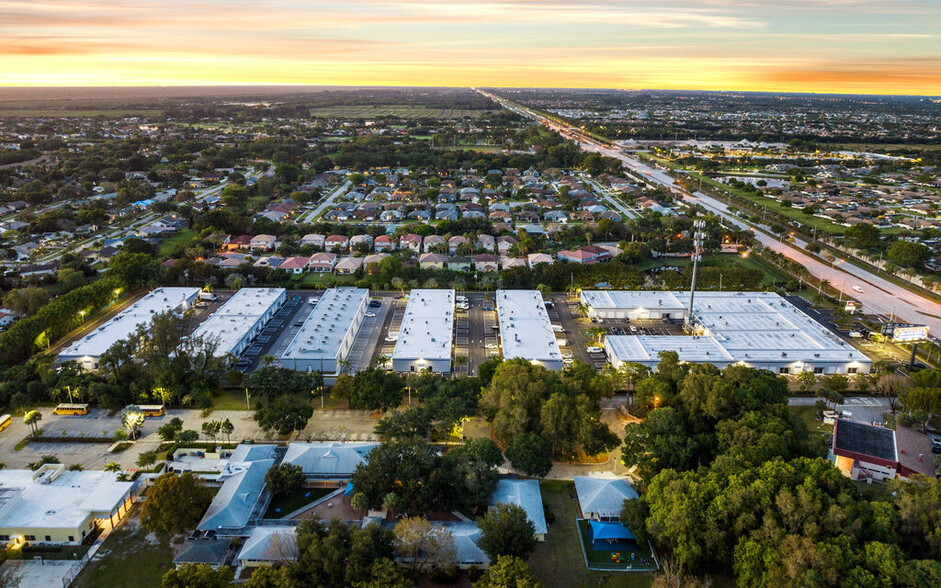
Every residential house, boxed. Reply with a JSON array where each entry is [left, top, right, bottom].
[[250, 234, 278, 251], [334, 257, 364, 275], [448, 256, 472, 272], [419, 253, 447, 269], [325, 235, 349, 252], [227, 235, 253, 251], [349, 234, 373, 251], [476, 234, 496, 252], [307, 252, 337, 273], [301, 234, 325, 249], [400, 233, 422, 253], [501, 257, 527, 270], [448, 236, 470, 255], [280, 256, 309, 275], [423, 235, 445, 253], [374, 235, 395, 252], [474, 254, 499, 272], [527, 253, 554, 268], [496, 236, 518, 255], [362, 254, 389, 273]]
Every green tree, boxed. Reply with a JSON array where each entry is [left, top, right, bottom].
[[161, 564, 234, 588], [393, 516, 456, 574], [621, 408, 696, 480], [3, 287, 50, 317], [846, 223, 882, 250], [265, 463, 306, 495], [505, 432, 553, 478], [23, 410, 42, 436], [474, 555, 543, 588], [141, 473, 213, 536], [350, 558, 411, 588], [109, 251, 163, 288], [254, 393, 314, 435], [477, 503, 537, 560], [887, 240, 931, 269], [243, 565, 302, 588], [158, 417, 184, 441]]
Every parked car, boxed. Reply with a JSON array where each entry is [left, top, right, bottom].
[[369, 300, 382, 307], [365, 312, 376, 318], [586, 346, 604, 353]]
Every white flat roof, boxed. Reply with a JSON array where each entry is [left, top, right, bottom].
[[392, 289, 454, 361], [280, 287, 368, 363], [581, 290, 685, 311], [59, 287, 200, 360], [603, 291, 870, 366], [0, 469, 132, 530], [189, 288, 285, 357], [497, 290, 562, 363]]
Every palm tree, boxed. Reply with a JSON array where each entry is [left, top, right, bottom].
[[374, 354, 390, 369], [351, 492, 369, 519], [104, 462, 122, 473], [23, 410, 42, 436], [587, 326, 605, 344]]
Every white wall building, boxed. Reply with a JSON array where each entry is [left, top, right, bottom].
[[496, 289, 563, 370], [391, 289, 454, 373], [600, 291, 871, 375], [59, 287, 200, 370], [280, 287, 368, 374], [580, 290, 687, 320], [189, 288, 286, 359]]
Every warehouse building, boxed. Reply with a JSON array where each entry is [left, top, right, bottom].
[[189, 288, 286, 359], [580, 290, 687, 320], [496, 289, 564, 370], [0, 464, 133, 546], [59, 287, 200, 370], [392, 289, 454, 373], [597, 291, 871, 375], [279, 287, 369, 374]]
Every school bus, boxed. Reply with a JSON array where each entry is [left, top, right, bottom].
[[53, 403, 89, 415], [0, 414, 11, 432], [139, 405, 165, 417]]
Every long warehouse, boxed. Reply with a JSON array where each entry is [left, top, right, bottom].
[[593, 291, 871, 375], [496, 289, 564, 370], [189, 288, 286, 358], [279, 287, 369, 374], [391, 289, 454, 373], [580, 290, 687, 320], [59, 287, 200, 370]]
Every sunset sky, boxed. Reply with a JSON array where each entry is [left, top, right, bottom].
[[1, 0, 939, 94]]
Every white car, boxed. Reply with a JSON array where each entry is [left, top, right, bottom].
[[562, 353, 574, 360], [852, 286, 864, 293], [485, 344, 499, 349], [385, 334, 398, 342], [586, 346, 604, 353], [365, 312, 376, 318]]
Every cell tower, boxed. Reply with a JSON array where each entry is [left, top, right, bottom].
[[685, 219, 706, 331]]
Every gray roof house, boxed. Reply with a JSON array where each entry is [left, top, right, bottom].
[[281, 442, 377, 479], [490, 478, 548, 540], [573, 475, 639, 521]]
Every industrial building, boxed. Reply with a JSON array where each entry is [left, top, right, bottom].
[[0, 464, 133, 546], [496, 289, 564, 370], [279, 287, 369, 374], [831, 419, 936, 482], [59, 287, 200, 370], [391, 289, 455, 373], [189, 288, 286, 359], [580, 290, 687, 321], [593, 291, 871, 375]]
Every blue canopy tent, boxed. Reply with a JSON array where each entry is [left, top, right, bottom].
[[588, 520, 638, 551], [344, 482, 354, 495]]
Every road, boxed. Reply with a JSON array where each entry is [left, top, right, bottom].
[[478, 89, 941, 338], [298, 181, 352, 224]]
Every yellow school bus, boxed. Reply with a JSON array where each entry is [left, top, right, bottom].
[[0, 414, 11, 432], [139, 405, 165, 417], [53, 403, 89, 415]]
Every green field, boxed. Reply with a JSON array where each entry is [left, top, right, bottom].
[[639, 253, 789, 286], [529, 481, 653, 588], [72, 508, 173, 588], [157, 228, 196, 257], [309, 105, 496, 119], [0, 108, 163, 118]]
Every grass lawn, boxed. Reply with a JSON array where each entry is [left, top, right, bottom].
[[72, 507, 174, 588], [265, 487, 335, 518], [157, 228, 196, 257], [791, 405, 833, 436], [577, 519, 656, 571], [637, 254, 788, 286], [212, 387, 250, 410], [529, 481, 654, 588]]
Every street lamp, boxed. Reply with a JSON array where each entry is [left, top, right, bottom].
[[79, 310, 87, 324]]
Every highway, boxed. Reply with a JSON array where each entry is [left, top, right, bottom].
[[478, 89, 941, 338]]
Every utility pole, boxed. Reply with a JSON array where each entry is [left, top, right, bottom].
[[686, 220, 706, 332]]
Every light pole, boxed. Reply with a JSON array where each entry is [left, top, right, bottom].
[[685, 220, 706, 332]]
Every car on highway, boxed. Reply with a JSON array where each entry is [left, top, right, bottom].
[[853, 286, 864, 293]]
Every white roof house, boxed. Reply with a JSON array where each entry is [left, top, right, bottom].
[[573, 475, 639, 520], [188, 288, 286, 358], [59, 287, 200, 370], [279, 287, 369, 374], [391, 289, 455, 373], [237, 526, 297, 567], [490, 478, 548, 539], [601, 291, 871, 375], [0, 465, 134, 545], [496, 290, 563, 370], [198, 445, 277, 532], [281, 442, 377, 479]]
